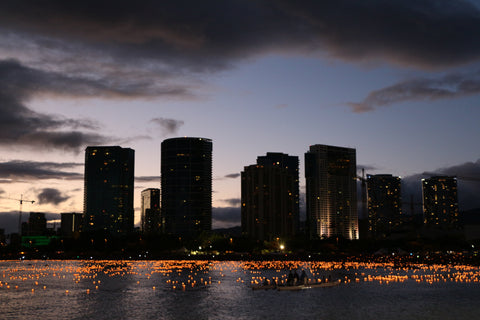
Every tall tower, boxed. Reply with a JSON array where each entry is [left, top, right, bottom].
[[367, 174, 402, 239], [83, 146, 135, 235], [141, 188, 161, 235], [422, 176, 459, 229], [161, 137, 212, 237], [25, 212, 47, 236], [305, 144, 358, 240], [60, 212, 84, 238], [241, 152, 299, 241]]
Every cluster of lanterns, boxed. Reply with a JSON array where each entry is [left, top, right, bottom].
[[1, 259, 479, 294]]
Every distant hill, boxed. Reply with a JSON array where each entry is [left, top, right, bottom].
[[212, 226, 241, 237], [461, 208, 480, 224]]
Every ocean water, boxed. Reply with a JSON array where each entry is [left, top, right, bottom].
[[1, 260, 479, 319]]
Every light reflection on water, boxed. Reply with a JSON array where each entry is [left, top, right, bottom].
[[1, 260, 480, 319]]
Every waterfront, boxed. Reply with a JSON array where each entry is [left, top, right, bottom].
[[1, 260, 480, 319]]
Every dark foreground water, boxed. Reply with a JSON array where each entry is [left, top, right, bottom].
[[1, 260, 479, 319]]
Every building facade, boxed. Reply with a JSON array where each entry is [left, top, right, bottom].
[[161, 137, 212, 237], [24, 212, 47, 236], [60, 212, 84, 238], [83, 146, 135, 235], [422, 176, 459, 229], [305, 144, 358, 240], [241, 152, 299, 241], [141, 188, 161, 235], [367, 174, 402, 239]]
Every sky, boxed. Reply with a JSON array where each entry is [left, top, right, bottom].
[[1, 0, 480, 234]]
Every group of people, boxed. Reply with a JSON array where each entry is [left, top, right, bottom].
[[286, 270, 308, 286], [260, 270, 333, 287]]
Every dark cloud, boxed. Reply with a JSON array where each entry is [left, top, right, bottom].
[[212, 206, 241, 229], [281, 0, 480, 67], [422, 159, 480, 181], [135, 176, 160, 183], [220, 198, 241, 206], [224, 173, 241, 179], [0, 160, 82, 181], [349, 71, 480, 112], [0, 59, 195, 151], [1, 0, 480, 74], [150, 118, 184, 136], [0, 60, 112, 151], [2, 1, 480, 152], [357, 160, 480, 219], [37, 188, 70, 205], [401, 159, 480, 213], [1, 0, 479, 142], [421, 159, 480, 211], [399, 174, 425, 216]]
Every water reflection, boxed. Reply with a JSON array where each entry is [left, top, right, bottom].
[[1, 260, 480, 319]]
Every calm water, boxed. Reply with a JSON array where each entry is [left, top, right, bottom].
[[1, 260, 480, 319]]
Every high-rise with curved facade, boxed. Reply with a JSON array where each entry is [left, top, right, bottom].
[[161, 137, 212, 237]]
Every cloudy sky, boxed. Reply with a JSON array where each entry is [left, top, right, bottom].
[[1, 0, 480, 234]]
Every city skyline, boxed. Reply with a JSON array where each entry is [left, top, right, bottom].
[[0, 139, 478, 235], [1, 1, 480, 234]]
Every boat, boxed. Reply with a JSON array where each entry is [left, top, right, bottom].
[[276, 280, 341, 291]]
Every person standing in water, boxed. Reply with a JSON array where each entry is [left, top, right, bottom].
[[300, 270, 308, 285]]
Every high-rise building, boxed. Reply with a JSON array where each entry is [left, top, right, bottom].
[[367, 174, 402, 239], [83, 146, 135, 235], [60, 212, 84, 238], [305, 144, 358, 240], [422, 176, 459, 229], [161, 137, 212, 237], [24, 212, 47, 236], [241, 152, 299, 241], [141, 188, 161, 235]]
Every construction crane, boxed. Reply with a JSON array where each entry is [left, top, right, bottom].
[[357, 170, 421, 216], [356, 168, 368, 219], [0, 194, 35, 235]]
